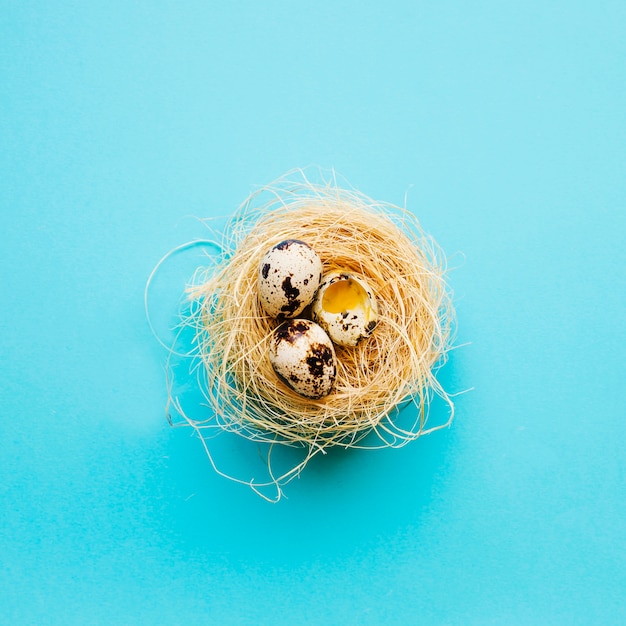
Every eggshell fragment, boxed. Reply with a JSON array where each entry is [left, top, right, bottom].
[[269, 319, 337, 399], [258, 240, 323, 319], [312, 271, 378, 347]]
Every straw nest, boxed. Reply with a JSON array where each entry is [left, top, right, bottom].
[[180, 174, 455, 469]]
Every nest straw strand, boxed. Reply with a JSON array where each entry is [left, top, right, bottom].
[[167, 173, 455, 499]]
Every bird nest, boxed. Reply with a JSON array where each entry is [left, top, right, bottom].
[[155, 171, 455, 501]]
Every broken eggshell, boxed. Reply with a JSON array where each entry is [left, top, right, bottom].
[[258, 240, 323, 319], [269, 319, 337, 399], [311, 271, 379, 347]]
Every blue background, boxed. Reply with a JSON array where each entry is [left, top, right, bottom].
[[2, 1, 625, 624]]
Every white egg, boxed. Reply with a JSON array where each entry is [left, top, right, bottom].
[[311, 271, 379, 347], [258, 240, 323, 319], [269, 319, 337, 399]]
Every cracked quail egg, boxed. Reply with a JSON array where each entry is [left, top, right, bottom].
[[269, 319, 337, 399], [311, 271, 378, 347], [258, 240, 323, 319]]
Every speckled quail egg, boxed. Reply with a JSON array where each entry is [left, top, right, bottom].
[[311, 271, 379, 347], [269, 319, 337, 399], [258, 240, 323, 319]]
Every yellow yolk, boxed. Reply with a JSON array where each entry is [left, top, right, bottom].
[[322, 278, 368, 314]]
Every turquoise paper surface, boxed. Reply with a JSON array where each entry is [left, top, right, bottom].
[[2, 2, 625, 624]]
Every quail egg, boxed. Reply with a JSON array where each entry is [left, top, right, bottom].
[[311, 271, 378, 347], [269, 319, 337, 399], [258, 240, 323, 319]]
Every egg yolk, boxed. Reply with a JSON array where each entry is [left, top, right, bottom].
[[322, 278, 368, 314]]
